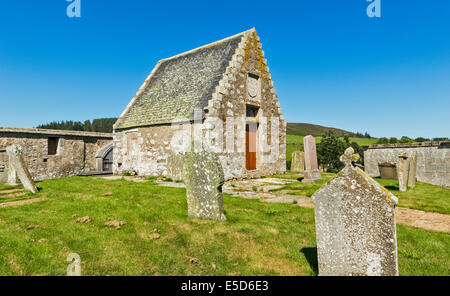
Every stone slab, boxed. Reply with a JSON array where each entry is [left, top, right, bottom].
[[6, 145, 38, 194]]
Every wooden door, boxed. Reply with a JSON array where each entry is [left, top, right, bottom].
[[246, 123, 257, 170]]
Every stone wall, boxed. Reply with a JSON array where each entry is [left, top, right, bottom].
[[364, 142, 450, 188], [0, 127, 112, 181]]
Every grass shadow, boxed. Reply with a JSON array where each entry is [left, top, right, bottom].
[[384, 185, 399, 191], [301, 247, 318, 275]]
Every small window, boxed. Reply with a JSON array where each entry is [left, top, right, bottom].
[[246, 105, 259, 118], [48, 137, 59, 155]]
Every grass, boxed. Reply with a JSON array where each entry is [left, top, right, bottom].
[[375, 179, 450, 215], [285, 134, 378, 163], [0, 176, 448, 275], [270, 173, 335, 197], [272, 172, 450, 214]]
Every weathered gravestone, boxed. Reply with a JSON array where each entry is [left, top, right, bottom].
[[407, 152, 417, 189], [182, 149, 226, 221], [302, 135, 321, 182], [6, 144, 39, 194], [312, 147, 399, 276], [291, 151, 305, 173], [397, 152, 409, 192], [167, 153, 184, 181]]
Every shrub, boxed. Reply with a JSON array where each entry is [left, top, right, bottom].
[[376, 137, 389, 144], [317, 132, 363, 173]]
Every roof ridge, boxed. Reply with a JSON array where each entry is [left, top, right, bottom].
[[159, 28, 255, 63]]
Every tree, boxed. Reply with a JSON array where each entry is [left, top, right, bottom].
[[389, 137, 398, 144], [83, 120, 92, 132], [317, 132, 363, 173], [376, 137, 389, 144], [36, 118, 118, 133], [414, 137, 429, 142], [399, 136, 414, 143]]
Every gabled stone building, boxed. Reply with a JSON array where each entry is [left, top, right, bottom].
[[113, 28, 286, 180]]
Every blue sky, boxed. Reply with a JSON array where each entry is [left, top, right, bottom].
[[0, 0, 449, 138]]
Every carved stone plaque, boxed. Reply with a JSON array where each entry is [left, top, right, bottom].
[[247, 74, 259, 98]]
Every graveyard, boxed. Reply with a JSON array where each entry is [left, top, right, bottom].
[[0, 168, 448, 275], [1, 2, 449, 279]]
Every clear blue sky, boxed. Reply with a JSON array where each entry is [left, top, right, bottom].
[[0, 0, 449, 138]]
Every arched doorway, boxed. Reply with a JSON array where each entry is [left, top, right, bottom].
[[96, 143, 113, 172]]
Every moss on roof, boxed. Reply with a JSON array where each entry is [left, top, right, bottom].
[[115, 32, 245, 130]]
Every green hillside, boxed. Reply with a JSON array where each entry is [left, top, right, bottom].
[[286, 122, 356, 137]]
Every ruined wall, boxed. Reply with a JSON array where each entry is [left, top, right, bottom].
[[364, 142, 450, 188], [0, 128, 112, 181]]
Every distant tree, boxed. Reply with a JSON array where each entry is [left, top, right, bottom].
[[36, 118, 117, 133], [399, 136, 414, 143], [389, 137, 398, 144], [91, 118, 117, 133], [376, 137, 389, 144], [364, 132, 371, 138], [83, 120, 92, 132], [432, 137, 449, 141], [414, 137, 429, 142]]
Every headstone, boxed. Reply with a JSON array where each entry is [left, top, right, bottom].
[[167, 153, 184, 181], [407, 152, 417, 189], [291, 151, 305, 173], [182, 149, 226, 221], [397, 152, 409, 192], [6, 145, 39, 194], [312, 147, 399, 276], [378, 162, 397, 180], [302, 135, 321, 182]]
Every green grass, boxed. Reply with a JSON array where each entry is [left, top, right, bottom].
[[272, 172, 450, 214], [375, 179, 450, 215], [0, 177, 448, 276], [271, 173, 335, 197], [285, 134, 378, 163]]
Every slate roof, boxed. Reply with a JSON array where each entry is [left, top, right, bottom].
[[115, 30, 250, 130]]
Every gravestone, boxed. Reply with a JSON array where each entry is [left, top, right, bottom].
[[6, 145, 39, 194], [291, 151, 305, 173], [397, 152, 409, 192], [302, 135, 321, 182], [182, 149, 226, 221], [312, 147, 399, 276], [407, 152, 417, 189], [167, 153, 184, 181], [378, 162, 397, 180]]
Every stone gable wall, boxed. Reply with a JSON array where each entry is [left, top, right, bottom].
[[364, 142, 450, 188], [0, 130, 112, 181], [113, 30, 286, 180]]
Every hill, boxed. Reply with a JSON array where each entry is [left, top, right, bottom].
[[286, 122, 356, 137]]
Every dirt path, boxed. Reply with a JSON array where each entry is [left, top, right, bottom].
[[0, 197, 46, 208], [156, 177, 449, 233]]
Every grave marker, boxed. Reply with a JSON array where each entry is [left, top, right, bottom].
[[182, 149, 226, 221], [302, 135, 321, 182], [6, 145, 39, 194], [291, 151, 305, 173], [312, 147, 399, 276]]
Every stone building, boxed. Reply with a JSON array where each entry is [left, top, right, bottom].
[[0, 127, 113, 182], [113, 28, 286, 180], [364, 141, 450, 188]]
